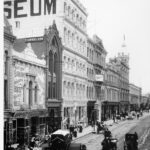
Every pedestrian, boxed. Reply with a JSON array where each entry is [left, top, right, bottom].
[[137, 112, 139, 119], [28, 137, 35, 150]]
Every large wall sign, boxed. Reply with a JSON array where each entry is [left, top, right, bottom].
[[14, 63, 25, 106], [4, 0, 56, 19]]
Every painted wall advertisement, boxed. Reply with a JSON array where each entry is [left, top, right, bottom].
[[14, 61, 45, 107], [14, 63, 25, 106]]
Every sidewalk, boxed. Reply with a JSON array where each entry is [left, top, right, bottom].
[[72, 112, 150, 141]]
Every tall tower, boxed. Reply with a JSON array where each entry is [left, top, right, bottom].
[[118, 34, 129, 65]]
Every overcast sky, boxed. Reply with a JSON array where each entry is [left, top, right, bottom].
[[80, 0, 150, 94]]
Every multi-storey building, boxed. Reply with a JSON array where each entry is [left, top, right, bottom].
[[93, 35, 107, 122], [129, 83, 142, 111], [103, 52, 130, 120], [141, 95, 150, 110], [86, 37, 96, 124], [103, 59, 120, 121], [4, 18, 63, 147], [116, 53, 130, 113], [4, 0, 88, 128], [4, 16, 16, 148], [87, 35, 107, 123]]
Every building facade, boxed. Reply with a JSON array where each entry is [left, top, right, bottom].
[[4, 0, 88, 128], [129, 83, 142, 111], [103, 52, 130, 121], [103, 59, 120, 121], [4, 19, 63, 147], [4, 16, 16, 147], [141, 95, 150, 110], [87, 35, 107, 123], [86, 37, 96, 124]]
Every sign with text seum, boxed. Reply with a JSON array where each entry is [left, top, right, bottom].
[[4, 0, 56, 19]]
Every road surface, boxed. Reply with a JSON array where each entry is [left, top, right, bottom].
[[73, 113, 150, 150]]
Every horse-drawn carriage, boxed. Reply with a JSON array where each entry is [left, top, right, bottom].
[[101, 129, 118, 150], [43, 129, 86, 150], [123, 132, 138, 150]]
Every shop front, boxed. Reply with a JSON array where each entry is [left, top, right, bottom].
[[4, 109, 48, 148], [101, 101, 119, 121], [47, 101, 62, 133], [120, 101, 130, 114], [87, 101, 96, 125]]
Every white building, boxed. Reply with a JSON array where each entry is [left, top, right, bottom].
[[4, 0, 88, 127]]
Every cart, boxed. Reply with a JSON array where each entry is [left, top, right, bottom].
[[124, 133, 138, 150]]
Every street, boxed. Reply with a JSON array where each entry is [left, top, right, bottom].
[[73, 113, 150, 150]]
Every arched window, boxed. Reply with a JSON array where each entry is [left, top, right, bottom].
[[29, 81, 33, 107], [87, 86, 88, 98], [68, 30, 70, 44], [68, 6, 70, 17], [76, 36, 79, 49], [72, 83, 74, 96], [72, 9, 74, 20], [63, 81, 66, 96], [63, 56, 66, 69], [35, 85, 38, 104], [76, 14, 79, 25], [54, 53, 57, 74], [76, 84, 78, 96], [64, 2, 67, 13], [72, 33, 74, 46], [68, 82, 70, 96], [49, 51, 53, 74], [53, 53, 57, 99], [4, 51, 8, 75], [64, 28, 66, 43]]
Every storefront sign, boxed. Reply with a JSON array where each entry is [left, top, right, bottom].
[[95, 74, 104, 82], [25, 37, 44, 42], [4, 0, 56, 19]]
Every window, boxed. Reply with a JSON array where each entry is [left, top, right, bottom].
[[49, 51, 53, 74], [48, 82, 51, 98], [4, 51, 8, 75], [29, 81, 33, 107], [4, 80, 8, 109], [16, 21, 20, 28], [35, 85, 38, 104], [64, 28, 66, 43], [53, 82, 56, 98], [64, 2, 67, 13], [68, 6, 70, 17]]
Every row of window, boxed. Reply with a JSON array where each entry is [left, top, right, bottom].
[[64, 27, 86, 54], [107, 89, 119, 101], [87, 86, 94, 99], [63, 55, 86, 74], [63, 81, 86, 97], [95, 52, 106, 67], [87, 67, 94, 79], [87, 47, 94, 62], [64, 2, 86, 31]]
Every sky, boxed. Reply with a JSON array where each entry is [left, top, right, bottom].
[[80, 0, 150, 94]]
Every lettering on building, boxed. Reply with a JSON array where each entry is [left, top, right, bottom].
[[4, 0, 56, 19]]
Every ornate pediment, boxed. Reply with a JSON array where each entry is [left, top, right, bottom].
[[23, 43, 37, 58]]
